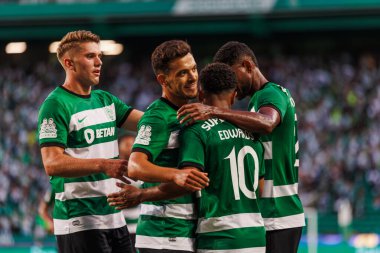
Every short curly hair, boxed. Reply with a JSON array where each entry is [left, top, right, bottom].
[[57, 30, 100, 60], [213, 41, 258, 67], [151, 40, 192, 75], [199, 63, 237, 94]]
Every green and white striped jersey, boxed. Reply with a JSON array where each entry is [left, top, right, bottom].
[[249, 82, 305, 231], [37, 86, 133, 235], [132, 98, 196, 251], [179, 118, 266, 253]]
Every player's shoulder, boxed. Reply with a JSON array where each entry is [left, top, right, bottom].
[[92, 88, 111, 95], [146, 98, 176, 115], [179, 121, 204, 140], [187, 118, 224, 134], [260, 82, 282, 94], [140, 99, 168, 121], [265, 82, 292, 97], [258, 82, 291, 105], [92, 89, 116, 100], [41, 87, 67, 108], [184, 120, 204, 131]]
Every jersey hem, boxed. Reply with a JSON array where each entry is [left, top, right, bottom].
[[178, 161, 204, 171], [263, 213, 306, 231], [258, 104, 283, 123], [131, 148, 153, 162], [40, 142, 66, 149]]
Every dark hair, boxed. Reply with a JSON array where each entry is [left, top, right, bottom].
[[151, 40, 192, 75], [213, 41, 258, 67], [199, 63, 237, 94]]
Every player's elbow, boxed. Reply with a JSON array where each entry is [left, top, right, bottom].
[[43, 163, 56, 176], [261, 120, 277, 134], [41, 147, 65, 176], [126, 158, 140, 181], [42, 157, 61, 176], [262, 125, 274, 134]]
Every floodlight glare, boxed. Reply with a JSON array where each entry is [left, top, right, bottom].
[[48, 40, 123, 55], [100, 40, 123, 56], [49, 41, 60, 53], [5, 42, 27, 54]]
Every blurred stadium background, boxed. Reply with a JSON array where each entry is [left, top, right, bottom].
[[1, 0, 380, 252]]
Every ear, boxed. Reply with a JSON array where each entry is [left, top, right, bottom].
[[241, 59, 254, 73], [63, 58, 74, 70], [157, 74, 167, 87]]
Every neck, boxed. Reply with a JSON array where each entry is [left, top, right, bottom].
[[162, 92, 189, 107], [251, 69, 268, 94], [63, 76, 92, 96], [204, 94, 231, 110]]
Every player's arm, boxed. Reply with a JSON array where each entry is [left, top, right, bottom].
[[178, 104, 280, 134], [108, 166, 197, 210], [41, 146, 129, 183], [121, 109, 143, 131], [258, 142, 266, 198], [258, 177, 265, 197], [127, 152, 208, 192], [38, 196, 54, 234]]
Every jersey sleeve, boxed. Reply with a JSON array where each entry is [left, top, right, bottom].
[[178, 126, 205, 171], [132, 113, 168, 162], [37, 99, 69, 148], [256, 86, 288, 122], [110, 93, 133, 128]]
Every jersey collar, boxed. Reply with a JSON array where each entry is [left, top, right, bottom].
[[160, 97, 179, 111], [59, 85, 91, 98], [260, 82, 271, 91]]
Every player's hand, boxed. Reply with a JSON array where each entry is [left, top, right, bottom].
[[173, 168, 209, 192], [102, 159, 130, 184], [47, 219, 54, 234], [107, 182, 142, 210], [177, 103, 214, 125]]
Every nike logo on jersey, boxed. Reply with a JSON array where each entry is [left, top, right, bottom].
[[78, 116, 87, 123]]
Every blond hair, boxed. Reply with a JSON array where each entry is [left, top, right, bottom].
[[57, 30, 100, 61]]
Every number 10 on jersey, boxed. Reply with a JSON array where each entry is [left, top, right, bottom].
[[225, 146, 259, 200]]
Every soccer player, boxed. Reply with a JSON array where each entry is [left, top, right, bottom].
[[177, 41, 305, 253], [37, 31, 204, 253], [180, 63, 266, 252], [38, 30, 141, 253], [110, 40, 209, 253], [109, 62, 266, 253]]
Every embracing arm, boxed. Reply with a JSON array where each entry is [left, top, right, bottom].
[[258, 177, 265, 197], [108, 166, 197, 210], [178, 104, 280, 134], [127, 152, 208, 191], [41, 146, 129, 183], [121, 109, 144, 131]]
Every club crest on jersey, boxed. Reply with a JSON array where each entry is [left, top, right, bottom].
[[104, 104, 116, 121], [39, 118, 57, 139], [135, 125, 152, 145]]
